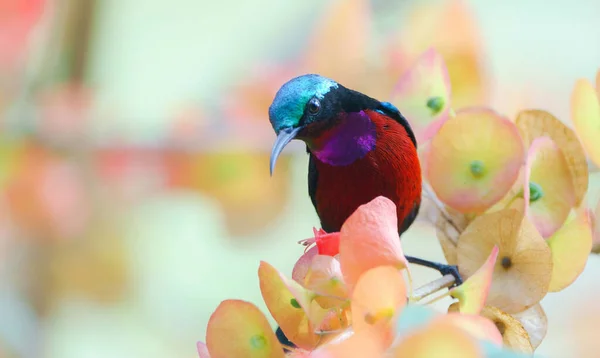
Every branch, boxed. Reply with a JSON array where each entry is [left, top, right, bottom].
[[411, 274, 456, 302]]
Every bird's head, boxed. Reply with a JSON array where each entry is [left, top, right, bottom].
[[268, 74, 341, 175]]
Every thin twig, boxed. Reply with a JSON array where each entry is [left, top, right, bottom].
[[420, 290, 452, 306], [411, 274, 456, 302]]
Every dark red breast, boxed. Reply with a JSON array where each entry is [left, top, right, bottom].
[[311, 109, 422, 233]]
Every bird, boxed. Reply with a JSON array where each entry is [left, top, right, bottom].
[[268, 73, 462, 350], [267, 74, 462, 349]]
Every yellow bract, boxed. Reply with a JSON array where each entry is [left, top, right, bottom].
[[457, 208, 552, 313], [593, 199, 600, 253], [351, 265, 407, 346], [392, 0, 486, 108], [516, 109, 589, 206], [547, 208, 593, 292], [570, 77, 600, 167], [258, 261, 320, 350], [391, 318, 483, 358], [389, 48, 452, 143], [440, 313, 503, 346], [303, 0, 369, 88], [206, 299, 285, 358], [426, 108, 524, 213], [304, 255, 348, 299], [525, 137, 576, 237], [450, 246, 498, 315]]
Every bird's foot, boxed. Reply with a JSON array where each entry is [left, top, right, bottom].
[[276, 326, 295, 352], [405, 255, 463, 287]]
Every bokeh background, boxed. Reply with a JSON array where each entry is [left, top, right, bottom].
[[0, 0, 599, 357]]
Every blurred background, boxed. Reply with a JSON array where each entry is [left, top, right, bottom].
[[0, 0, 599, 357]]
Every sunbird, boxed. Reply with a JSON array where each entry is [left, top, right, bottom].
[[268, 74, 462, 350], [268, 74, 461, 282]]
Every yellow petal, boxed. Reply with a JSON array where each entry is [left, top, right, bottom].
[[571, 78, 600, 167], [457, 208, 553, 313], [547, 208, 593, 292], [516, 109, 589, 206], [450, 246, 498, 315], [480, 306, 533, 354], [206, 299, 284, 358], [511, 304, 548, 350]]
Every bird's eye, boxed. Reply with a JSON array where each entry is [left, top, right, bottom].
[[307, 98, 321, 115]]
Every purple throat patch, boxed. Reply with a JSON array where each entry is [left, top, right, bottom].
[[311, 111, 377, 166]]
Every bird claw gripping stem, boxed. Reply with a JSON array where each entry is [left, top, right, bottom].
[[404, 255, 463, 287]]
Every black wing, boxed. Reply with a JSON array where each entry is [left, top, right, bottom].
[[376, 101, 417, 149]]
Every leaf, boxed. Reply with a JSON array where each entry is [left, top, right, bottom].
[[450, 246, 499, 314], [457, 209, 552, 313], [570, 78, 600, 167], [426, 107, 525, 213], [546, 208, 593, 292], [516, 109, 589, 206], [339, 196, 410, 293], [206, 299, 284, 358], [389, 48, 452, 143]]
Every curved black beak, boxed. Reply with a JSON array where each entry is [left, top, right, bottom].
[[270, 127, 301, 176]]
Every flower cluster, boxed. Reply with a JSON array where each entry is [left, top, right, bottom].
[[409, 48, 599, 353], [197, 196, 530, 358], [196, 42, 599, 357]]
